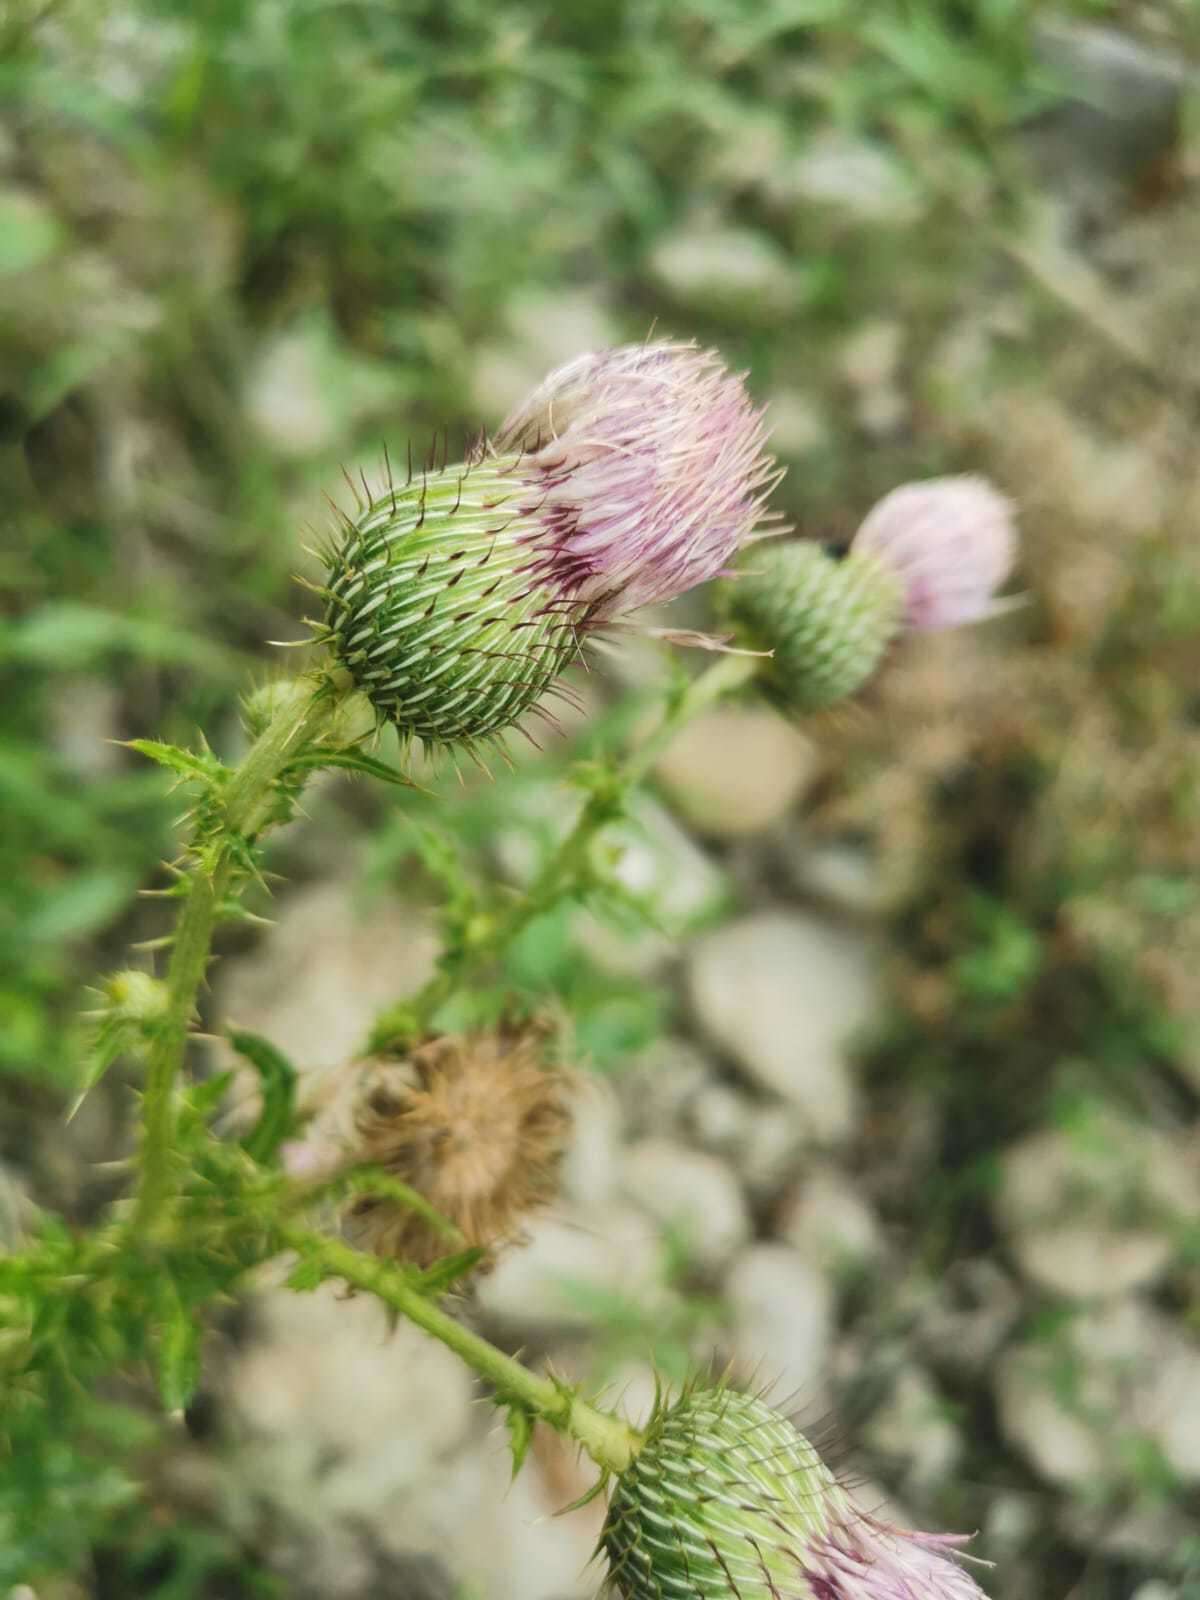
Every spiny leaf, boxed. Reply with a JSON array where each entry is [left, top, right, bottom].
[[231, 1031, 298, 1164], [125, 739, 228, 786]]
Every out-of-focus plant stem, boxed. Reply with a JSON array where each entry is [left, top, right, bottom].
[[368, 650, 761, 1051]]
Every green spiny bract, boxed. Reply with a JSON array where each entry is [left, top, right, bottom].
[[601, 1385, 989, 1600], [724, 544, 904, 716], [318, 456, 589, 748], [602, 1386, 833, 1599]]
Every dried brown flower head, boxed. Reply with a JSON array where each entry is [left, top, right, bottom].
[[295, 1021, 572, 1270]]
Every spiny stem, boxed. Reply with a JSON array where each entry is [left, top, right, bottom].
[[135, 683, 344, 1233], [279, 1225, 641, 1475], [369, 651, 761, 1051]]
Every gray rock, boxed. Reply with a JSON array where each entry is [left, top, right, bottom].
[[994, 1299, 1200, 1490], [785, 838, 886, 918], [993, 1106, 1199, 1300], [620, 1138, 751, 1272], [725, 1243, 833, 1404], [777, 1165, 882, 1274], [618, 1037, 715, 1141], [649, 222, 799, 323], [1030, 19, 1190, 192], [560, 1076, 622, 1211], [470, 288, 619, 420], [216, 880, 439, 1072], [476, 1205, 664, 1334], [689, 911, 879, 1141], [781, 132, 922, 226], [245, 316, 398, 457], [652, 705, 818, 838], [863, 1368, 961, 1492]]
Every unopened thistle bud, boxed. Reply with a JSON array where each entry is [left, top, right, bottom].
[[318, 343, 778, 747], [102, 969, 169, 1024], [290, 1023, 571, 1270], [602, 1385, 989, 1600], [723, 543, 905, 714], [850, 475, 1016, 632]]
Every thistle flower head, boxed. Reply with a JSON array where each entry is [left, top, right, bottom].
[[850, 476, 1016, 632], [496, 340, 780, 617], [602, 1385, 990, 1600], [723, 542, 904, 715], [290, 1022, 571, 1270], [316, 344, 779, 747]]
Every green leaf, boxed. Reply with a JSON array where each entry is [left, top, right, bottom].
[[230, 1031, 298, 1164], [156, 1284, 201, 1414], [505, 1403, 534, 1478], [285, 1256, 324, 1293], [285, 747, 417, 788], [125, 739, 228, 786], [414, 1246, 486, 1295]]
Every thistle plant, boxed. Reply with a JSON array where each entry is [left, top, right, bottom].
[[1, 342, 1017, 1591]]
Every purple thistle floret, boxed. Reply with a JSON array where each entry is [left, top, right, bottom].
[[496, 340, 781, 618], [802, 1517, 989, 1600], [850, 475, 1017, 632]]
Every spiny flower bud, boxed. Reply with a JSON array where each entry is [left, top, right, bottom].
[[101, 969, 169, 1024], [850, 476, 1016, 632], [318, 343, 779, 747], [723, 542, 904, 714], [602, 1385, 989, 1600], [289, 1022, 571, 1270]]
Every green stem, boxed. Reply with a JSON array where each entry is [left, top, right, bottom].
[[369, 651, 761, 1051], [135, 683, 343, 1232], [280, 1225, 641, 1474]]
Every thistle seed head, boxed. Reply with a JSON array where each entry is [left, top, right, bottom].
[[497, 341, 781, 617], [850, 476, 1017, 632], [602, 1385, 990, 1600], [296, 1021, 571, 1270], [723, 542, 905, 715]]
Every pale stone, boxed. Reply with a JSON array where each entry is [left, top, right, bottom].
[[993, 1107, 1199, 1299], [476, 1205, 663, 1334], [864, 1368, 961, 1490], [784, 132, 922, 225], [649, 222, 798, 322], [726, 1243, 834, 1404], [778, 1165, 882, 1273], [688, 911, 878, 1140], [620, 1138, 751, 1272], [653, 705, 819, 838], [216, 880, 439, 1072], [994, 1299, 1200, 1489]]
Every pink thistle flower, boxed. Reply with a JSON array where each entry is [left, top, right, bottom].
[[601, 1384, 991, 1600], [850, 475, 1017, 632], [496, 340, 781, 618]]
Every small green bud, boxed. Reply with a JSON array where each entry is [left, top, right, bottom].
[[602, 1384, 988, 1599], [103, 970, 169, 1024], [724, 544, 903, 715], [241, 678, 316, 741]]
